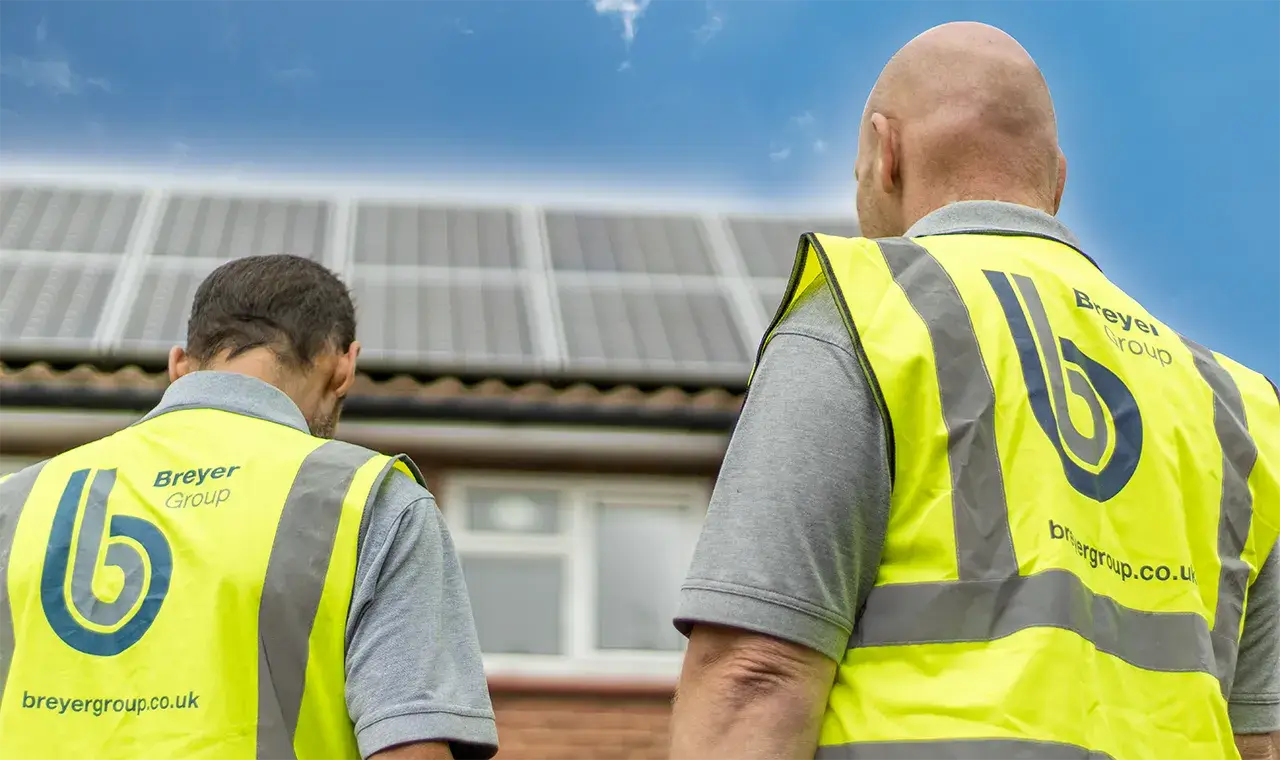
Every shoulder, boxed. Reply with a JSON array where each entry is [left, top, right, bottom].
[[346, 467, 450, 641], [768, 273, 858, 359], [0, 459, 50, 495], [358, 468, 440, 555], [379, 469, 436, 521], [806, 232, 887, 268]]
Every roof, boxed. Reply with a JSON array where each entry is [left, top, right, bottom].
[[0, 167, 853, 389], [0, 361, 746, 432]]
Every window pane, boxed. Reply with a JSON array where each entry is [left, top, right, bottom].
[[465, 487, 562, 534], [461, 555, 563, 655], [595, 503, 698, 651]]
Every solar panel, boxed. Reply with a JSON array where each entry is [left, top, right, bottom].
[[557, 284, 749, 375], [757, 282, 788, 322], [0, 258, 117, 346], [544, 212, 715, 275], [354, 204, 521, 267], [117, 263, 212, 349], [351, 277, 536, 366], [150, 195, 330, 260], [0, 185, 142, 254], [0, 172, 866, 385], [727, 217, 860, 279]]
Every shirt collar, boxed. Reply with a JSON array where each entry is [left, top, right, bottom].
[[140, 371, 311, 433], [905, 200, 1087, 257]]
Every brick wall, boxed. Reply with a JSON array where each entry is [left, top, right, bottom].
[[490, 686, 673, 760]]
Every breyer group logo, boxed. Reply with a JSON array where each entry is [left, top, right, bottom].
[[41, 469, 173, 656], [984, 271, 1143, 502]]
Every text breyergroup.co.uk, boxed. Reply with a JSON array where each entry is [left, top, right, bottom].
[[20, 690, 200, 717], [1051, 519, 1196, 583]]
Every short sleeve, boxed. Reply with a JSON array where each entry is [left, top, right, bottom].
[[345, 472, 498, 760], [1230, 539, 1280, 733], [674, 283, 892, 661]]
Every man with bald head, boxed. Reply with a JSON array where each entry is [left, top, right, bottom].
[[669, 22, 1280, 760]]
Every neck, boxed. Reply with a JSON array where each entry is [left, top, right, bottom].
[[199, 350, 317, 413], [901, 183, 1056, 233], [197, 349, 337, 437], [202, 350, 287, 387]]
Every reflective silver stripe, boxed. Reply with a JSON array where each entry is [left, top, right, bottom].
[[256, 440, 381, 760], [816, 738, 1114, 759], [850, 569, 1214, 674], [878, 238, 1018, 579], [0, 462, 47, 701], [1181, 336, 1257, 697]]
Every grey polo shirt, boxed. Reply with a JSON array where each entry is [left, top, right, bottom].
[[675, 200, 1280, 733], [140, 371, 498, 759]]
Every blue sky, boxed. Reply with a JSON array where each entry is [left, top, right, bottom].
[[0, 0, 1276, 378]]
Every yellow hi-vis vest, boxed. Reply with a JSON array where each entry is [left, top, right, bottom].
[[0, 406, 425, 760], [756, 233, 1280, 760]]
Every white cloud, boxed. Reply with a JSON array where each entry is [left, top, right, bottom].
[[592, 0, 651, 45], [268, 64, 315, 84], [768, 112, 822, 162], [454, 18, 474, 36], [0, 56, 111, 97], [694, 9, 724, 44], [618, 60, 632, 72], [1, 20, 112, 97]]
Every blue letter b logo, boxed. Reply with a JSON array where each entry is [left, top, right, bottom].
[[41, 469, 173, 656], [985, 271, 1143, 502]]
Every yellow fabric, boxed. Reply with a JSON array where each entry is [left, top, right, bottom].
[[0, 409, 408, 760], [758, 232, 1280, 759], [292, 454, 413, 760]]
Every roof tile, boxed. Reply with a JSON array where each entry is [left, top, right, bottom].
[[0, 362, 746, 414]]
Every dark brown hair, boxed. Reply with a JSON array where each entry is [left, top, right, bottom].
[[185, 254, 356, 368]]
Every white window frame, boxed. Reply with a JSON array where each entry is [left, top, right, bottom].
[[442, 471, 709, 679]]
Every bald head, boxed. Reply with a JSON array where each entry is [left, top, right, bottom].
[[855, 22, 1066, 238]]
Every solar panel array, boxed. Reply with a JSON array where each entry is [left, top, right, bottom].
[[0, 179, 858, 384]]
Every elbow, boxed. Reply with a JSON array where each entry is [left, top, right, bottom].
[[671, 626, 834, 758], [702, 652, 812, 711], [677, 625, 832, 716]]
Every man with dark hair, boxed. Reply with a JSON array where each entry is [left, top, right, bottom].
[[178, 254, 360, 438], [0, 254, 498, 760]]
